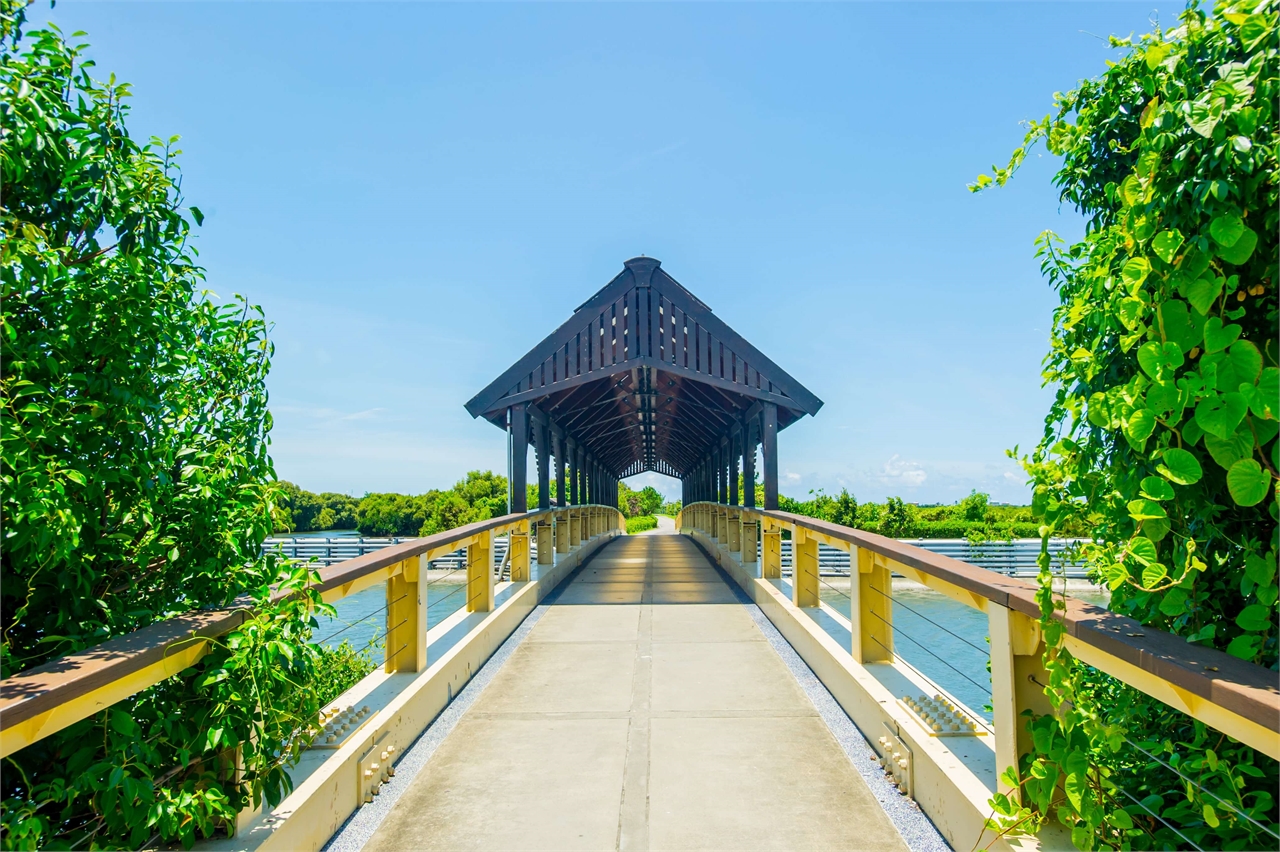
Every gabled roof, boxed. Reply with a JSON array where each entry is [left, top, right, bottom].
[[465, 257, 822, 477]]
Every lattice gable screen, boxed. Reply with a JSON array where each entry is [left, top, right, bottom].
[[494, 278, 795, 406]]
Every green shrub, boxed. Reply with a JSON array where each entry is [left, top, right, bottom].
[[1, 7, 329, 848], [626, 515, 658, 534], [311, 641, 378, 708]]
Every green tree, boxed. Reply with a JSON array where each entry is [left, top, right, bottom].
[[975, 2, 1277, 847], [0, 5, 329, 847], [958, 490, 991, 522]]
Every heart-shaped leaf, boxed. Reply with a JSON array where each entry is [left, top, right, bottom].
[[1137, 342, 1163, 378], [1140, 476, 1176, 501], [1204, 424, 1254, 470], [1254, 368, 1278, 420], [1245, 553, 1277, 586], [1227, 634, 1261, 660], [1185, 275, 1223, 315], [1117, 297, 1145, 330], [1228, 340, 1262, 384], [1122, 257, 1151, 290], [1125, 409, 1157, 449], [1178, 245, 1211, 279], [1128, 536, 1158, 565], [1195, 391, 1248, 439], [1210, 213, 1245, 247], [1142, 562, 1169, 588], [1235, 603, 1272, 632], [1202, 316, 1242, 353], [1151, 230, 1184, 263], [1217, 227, 1258, 265], [1186, 99, 1221, 137], [1158, 300, 1200, 352], [1240, 14, 1274, 51], [1227, 458, 1272, 506], [1145, 380, 1182, 416], [1127, 498, 1168, 521], [1158, 448, 1203, 484], [1142, 516, 1171, 542]]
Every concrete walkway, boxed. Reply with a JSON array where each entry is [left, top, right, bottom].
[[362, 533, 908, 852]]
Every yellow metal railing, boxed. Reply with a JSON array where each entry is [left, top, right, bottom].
[[0, 504, 625, 759]]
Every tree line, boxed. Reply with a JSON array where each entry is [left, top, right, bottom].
[[279, 474, 1073, 542]]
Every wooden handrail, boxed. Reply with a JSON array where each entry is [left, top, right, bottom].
[[0, 505, 623, 755], [683, 502, 1280, 742]]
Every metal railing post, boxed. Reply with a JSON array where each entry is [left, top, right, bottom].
[[385, 556, 425, 673], [741, 516, 758, 564], [555, 510, 570, 553], [762, 521, 781, 579], [466, 532, 494, 612], [988, 602, 1052, 801], [509, 520, 530, 582], [537, 518, 554, 565], [792, 526, 819, 607], [850, 545, 892, 663]]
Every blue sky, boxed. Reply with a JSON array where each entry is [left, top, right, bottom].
[[35, 1, 1169, 503]]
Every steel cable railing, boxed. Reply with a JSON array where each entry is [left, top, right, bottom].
[[1026, 674, 1280, 843], [314, 593, 407, 648]]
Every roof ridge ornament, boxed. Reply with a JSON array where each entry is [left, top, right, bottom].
[[624, 256, 661, 288]]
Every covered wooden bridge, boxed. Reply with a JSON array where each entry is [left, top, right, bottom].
[[1, 259, 1277, 852], [464, 256, 822, 513]]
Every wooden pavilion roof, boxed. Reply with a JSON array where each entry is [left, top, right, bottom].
[[465, 257, 822, 478]]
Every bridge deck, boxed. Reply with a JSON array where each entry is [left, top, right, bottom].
[[361, 532, 907, 852]]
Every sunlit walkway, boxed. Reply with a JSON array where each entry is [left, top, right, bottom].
[[362, 533, 906, 852]]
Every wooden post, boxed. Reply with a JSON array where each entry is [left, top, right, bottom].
[[742, 418, 757, 508], [570, 509, 582, 546], [567, 438, 578, 505], [510, 404, 528, 513], [728, 432, 740, 506], [537, 518, 553, 565], [762, 524, 781, 579], [989, 602, 1052, 800], [466, 533, 494, 613], [728, 508, 741, 552], [554, 432, 567, 508], [576, 445, 586, 506], [509, 521, 530, 582], [850, 546, 892, 663], [385, 558, 425, 672], [792, 526, 820, 607], [717, 505, 729, 544], [761, 404, 778, 510], [535, 421, 550, 510]]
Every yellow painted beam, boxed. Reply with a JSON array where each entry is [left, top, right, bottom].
[[1063, 635, 1280, 760]]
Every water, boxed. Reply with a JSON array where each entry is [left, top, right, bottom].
[[313, 580, 468, 656], [818, 580, 1109, 721]]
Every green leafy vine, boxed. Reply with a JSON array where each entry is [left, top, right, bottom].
[[974, 1, 1277, 848]]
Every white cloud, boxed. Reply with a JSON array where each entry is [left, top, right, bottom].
[[879, 454, 927, 487], [783, 471, 802, 483]]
